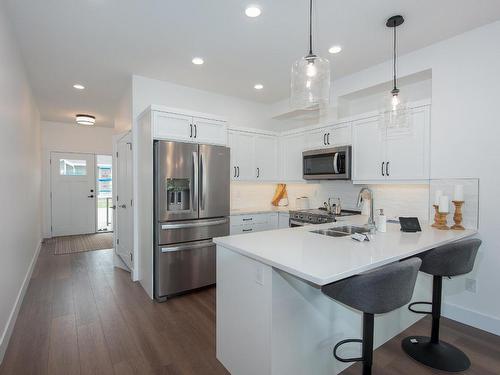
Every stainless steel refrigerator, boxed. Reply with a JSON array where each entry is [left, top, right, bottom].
[[154, 140, 230, 301]]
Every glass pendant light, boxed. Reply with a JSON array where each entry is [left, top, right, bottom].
[[383, 15, 409, 128], [290, 0, 330, 110]]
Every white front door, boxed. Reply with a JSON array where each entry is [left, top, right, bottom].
[[115, 134, 134, 269], [51, 152, 96, 236]]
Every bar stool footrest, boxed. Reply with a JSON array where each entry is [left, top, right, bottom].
[[402, 336, 471, 372], [408, 301, 432, 314], [333, 339, 363, 363]]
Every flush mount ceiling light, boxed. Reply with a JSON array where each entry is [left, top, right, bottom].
[[73, 84, 85, 90], [192, 57, 204, 65], [328, 45, 342, 54], [290, 0, 331, 110], [245, 5, 261, 18], [75, 114, 95, 126], [254, 83, 264, 90], [383, 15, 409, 128]]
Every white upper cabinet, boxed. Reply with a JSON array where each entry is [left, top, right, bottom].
[[153, 110, 227, 145], [352, 105, 430, 182], [384, 106, 430, 180], [192, 117, 228, 145], [228, 130, 279, 181], [306, 123, 352, 150], [280, 132, 307, 181], [254, 134, 278, 181], [352, 117, 386, 181], [229, 131, 255, 181]]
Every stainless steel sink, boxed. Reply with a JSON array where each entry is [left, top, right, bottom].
[[310, 225, 371, 238]]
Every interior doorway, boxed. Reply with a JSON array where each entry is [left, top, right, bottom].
[[96, 154, 113, 232]]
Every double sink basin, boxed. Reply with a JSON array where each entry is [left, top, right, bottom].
[[310, 225, 371, 238]]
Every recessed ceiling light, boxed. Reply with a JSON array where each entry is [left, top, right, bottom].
[[328, 45, 342, 54], [192, 57, 204, 65], [75, 114, 95, 126], [73, 84, 85, 90], [245, 5, 261, 18], [254, 83, 264, 90]]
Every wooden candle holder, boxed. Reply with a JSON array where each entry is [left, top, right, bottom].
[[451, 200, 465, 230], [432, 204, 450, 230]]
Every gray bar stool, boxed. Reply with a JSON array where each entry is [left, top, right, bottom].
[[322, 258, 422, 375], [402, 238, 481, 372]]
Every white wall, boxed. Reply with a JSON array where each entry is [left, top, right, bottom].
[[0, 3, 42, 363], [40, 120, 114, 237], [114, 78, 132, 134], [270, 20, 500, 334], [132, 75, 279, 130]]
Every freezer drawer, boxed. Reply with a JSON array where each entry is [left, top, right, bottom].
[[156, 240, 216, 297], [157, 217, 229, 245]]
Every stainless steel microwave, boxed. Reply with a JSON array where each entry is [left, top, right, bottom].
[[302, 145, 352, 180]]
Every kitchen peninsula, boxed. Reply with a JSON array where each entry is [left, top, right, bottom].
[[214, 215, 476, 375]]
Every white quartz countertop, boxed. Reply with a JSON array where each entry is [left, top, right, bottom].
[[214, 215, 477, 286], [230, 206, 291, 215]]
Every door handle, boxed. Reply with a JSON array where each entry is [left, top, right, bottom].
[[161, 218, 228, 230], [200, 153, 206, 210], [327, 133, 330, 145], [257, 167, 260, 178], [386, 161, 390, 176], [233, 166, 237, 178], [192, 151, 198, 211], [381, 162, 385, 176], [111, 205, 117, 210], [237, 166, 240, 178], [190, 124, 193, 138], [323, 133, 327, 145], [88, 195, 94, 198], [161, 239, 214, 253], [120, 204, 126, 208], [194, 124, 197, 138]]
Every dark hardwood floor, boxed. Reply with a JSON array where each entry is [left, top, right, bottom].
[[1, 244, 499, 374]]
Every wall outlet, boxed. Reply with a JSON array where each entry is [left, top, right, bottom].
[[465, 278, 477, 293]]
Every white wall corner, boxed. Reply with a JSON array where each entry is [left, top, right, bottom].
[[443, 302, 500, 336], [0, 239, 42, 364]]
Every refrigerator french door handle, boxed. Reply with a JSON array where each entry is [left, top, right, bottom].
[[200, 152, 207, 210], [192, 151, 199, 212]]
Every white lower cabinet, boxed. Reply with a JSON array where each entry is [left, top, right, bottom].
[[230, 212, 289, 235]]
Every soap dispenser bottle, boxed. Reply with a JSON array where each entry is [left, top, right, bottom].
[[376, 209, 387, 233]]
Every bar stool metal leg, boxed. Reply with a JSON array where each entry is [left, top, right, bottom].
[[362, 313, 374, 375], [402, 276, 471, 372]]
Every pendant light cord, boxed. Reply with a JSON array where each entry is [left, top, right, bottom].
[[309, 0, 313, 55], [393, 24, 397, 91]]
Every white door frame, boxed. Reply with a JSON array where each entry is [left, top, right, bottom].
[[112, 131, 135, 277], [50, 151, 97, 237], [95, 154, 113, 233]]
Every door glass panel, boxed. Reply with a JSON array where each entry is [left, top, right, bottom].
[[166, 178, 190, 211], [59, 159, 87, 176]]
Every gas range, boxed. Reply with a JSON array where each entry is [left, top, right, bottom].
[[289, 208, 361, 227]]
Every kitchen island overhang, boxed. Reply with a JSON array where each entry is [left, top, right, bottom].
[[214, 216, 477, 375]]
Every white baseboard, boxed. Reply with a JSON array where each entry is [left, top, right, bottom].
[[0, 239, 42, 364], [443, 302, 500, 336]]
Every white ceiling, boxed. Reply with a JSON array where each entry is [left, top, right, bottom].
[[4, 0, 500, 127]]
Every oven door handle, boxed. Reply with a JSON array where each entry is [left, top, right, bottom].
[[333, 152, 340, 174], [289, 219, 308, 227], [161, 218, 228, 230], [161, 239, 214, 253]]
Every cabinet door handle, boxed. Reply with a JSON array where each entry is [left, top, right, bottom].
[[242, 228, 253, 232], [194, 124, 197, 138], [190, 124, 193, 138], [323, 133, 327, 145], [233, 166, 237, 178], [386, 161, 390, 176], [381, 162, 385, 176], [327, 133, 330, 145], [237, 166, 240, 177], [257, 167, 260, 178]]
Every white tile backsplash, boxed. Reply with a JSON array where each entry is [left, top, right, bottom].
[[231, 181, 430, 222]]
